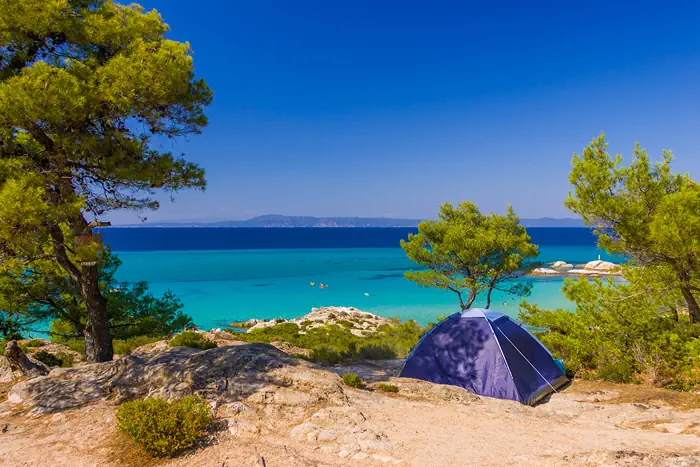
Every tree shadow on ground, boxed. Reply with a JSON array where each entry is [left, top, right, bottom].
[[401, 318, 490, 390], [330, 359, 404, 383]]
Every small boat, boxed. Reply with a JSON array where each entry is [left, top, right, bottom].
[[310, 281, 315, 286]]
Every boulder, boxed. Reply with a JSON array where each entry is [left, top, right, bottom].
[[0, 356, 15, 383], [531, 268, 559, 275], [247, 321, 277, 332], [245, 306, 391, 334], [5, 343, 348, 413], [583, 260, 619, 272], [2, 341, 49, 381], [568, 268, 607, 276], [551, 261, 573, 269]]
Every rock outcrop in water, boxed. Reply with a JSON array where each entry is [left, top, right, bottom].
[[244, 306, 392, 337], [530, 260, 621, 277]]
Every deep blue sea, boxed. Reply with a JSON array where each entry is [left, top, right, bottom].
[[99, 228, 615, 330]]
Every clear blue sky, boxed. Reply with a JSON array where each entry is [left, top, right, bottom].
[[109, 0, 700, 224]]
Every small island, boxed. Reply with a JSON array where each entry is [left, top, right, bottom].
[[531, 260, 621, 277]]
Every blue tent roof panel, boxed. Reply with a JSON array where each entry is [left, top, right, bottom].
[[400, 309, 568, 406]]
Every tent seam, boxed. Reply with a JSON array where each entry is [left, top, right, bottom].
[[485, 318, 523, 404]]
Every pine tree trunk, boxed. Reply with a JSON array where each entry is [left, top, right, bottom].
[[30, 130, 114, 362], [464, 290, 477, 309], [485, 288, 493, 309], [485, 277, 498, 310], [680, 285, 700, 324], [82, 262, 113, 362], [49, 222, 113, 363]]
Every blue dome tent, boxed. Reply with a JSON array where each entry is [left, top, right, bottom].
[[399, 309, 569, 406]]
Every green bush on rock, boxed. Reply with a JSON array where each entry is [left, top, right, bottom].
[[64, 339, 86, 356], [55, 352, 75, 368], [376, 383, 399, 393], [169, 332, 217, 350], [117, 396, 213, 457], [228, 319, 427, 365], [343, 373, 363, 388], [114, 336, 163, 356], [33, 350, 63, 367], [25, 339, 46, 348]]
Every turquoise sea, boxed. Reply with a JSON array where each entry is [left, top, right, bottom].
[[103, 228, 617, 330]]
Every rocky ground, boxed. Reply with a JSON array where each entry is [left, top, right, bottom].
[[1, 333, 700, 467]]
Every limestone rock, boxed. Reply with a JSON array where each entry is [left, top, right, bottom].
[[7, 343, 347, 413], [531, 267, 559, 275], [245, 306, 392, 336], [290, 406, 393, 460], [3, 341, 49, 381], [583, 260, 619, 272], [567, 268, 601, 276], [0, 356, 15, 383], [654, 422, 695, 434], [227, 419, 259, 437], [551, 261, 573, 269]]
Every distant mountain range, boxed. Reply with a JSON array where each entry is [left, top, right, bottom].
[[114, 214, 585, 228]]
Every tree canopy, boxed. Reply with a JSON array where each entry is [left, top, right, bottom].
[[0, 0, 211, 361], [401, 202, 539, 310], [22, 249, 192, 341], [520, 274, 700, 387], [566, 134, 700, 322]]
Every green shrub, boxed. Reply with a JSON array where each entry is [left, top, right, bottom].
[[310, 347, 346, 365], [596, 358, 637, 383], [65, 339, 86, 355], [33, 350, 63, 367], [290, 353, 311, 361], [25, 339, 46, 348], [358, 344, 395, 360], [169, 332, 217, 350], [376, 383, 399, 393], [55, 352, 75, 368], [229, 319, 427, 366], [114, 336, 162, 355], [117, 396, 212, 457], [342, 373, 363, 388], [520, 276, 700, 390]]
